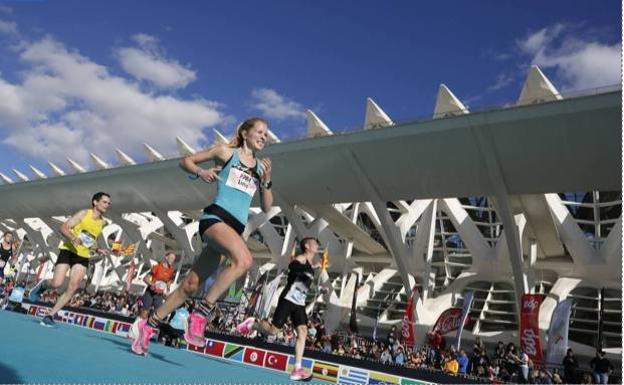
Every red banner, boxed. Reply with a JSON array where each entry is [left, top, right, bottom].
[[264, 351, 288, 371], [243, 347, 266, 367], [125, 259, 135, 291], [520, 294, 545, 363], [401, 288, 418, 347], [432, 307, 470, 335]]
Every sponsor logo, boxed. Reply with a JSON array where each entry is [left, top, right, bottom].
[[523, 297, 540, 312], [521, 328, 538, 356]]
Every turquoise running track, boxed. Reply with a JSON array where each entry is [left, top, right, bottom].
[[0, 310, 329, 384]]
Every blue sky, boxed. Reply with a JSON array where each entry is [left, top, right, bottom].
[[0, 0, 619, 179]]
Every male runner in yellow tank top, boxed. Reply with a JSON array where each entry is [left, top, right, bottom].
[[29, 192, 111, 327]]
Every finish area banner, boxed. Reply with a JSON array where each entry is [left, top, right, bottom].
[[520, 294, 545, 363]]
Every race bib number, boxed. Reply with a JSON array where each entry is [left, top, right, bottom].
[[79, 230, 96, 248], [284, 282, 308, 306], [225, 167, 258, 197]]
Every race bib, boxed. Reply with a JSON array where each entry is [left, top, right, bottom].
[[225, 167, 258, 197], [284, 282, 308, 306], [79, 230, 96, 248]]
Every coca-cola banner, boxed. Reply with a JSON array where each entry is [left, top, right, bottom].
[[520, 294, 545, 363], [401, 288, 419, 347], [432, 308, 464, 335]]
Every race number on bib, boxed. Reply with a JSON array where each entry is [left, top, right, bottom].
[[285, 282, 308, 306], [79, 230, 96, 248], [225, 167, 258, 197]]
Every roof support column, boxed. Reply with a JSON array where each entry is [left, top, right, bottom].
[[472, 126, 527, 310], [345, 150, 413, 293]]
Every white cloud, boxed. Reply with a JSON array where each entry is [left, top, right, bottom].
[[487, 72, 515, 92], [0, 19, 17, 35], [132, 33, 158, 48], [0, 6, 12, 14], [517, 24, 620, 90], [0, 35, 224, 166], [117, 33, 196, 89], [250, 88, 305, 121]]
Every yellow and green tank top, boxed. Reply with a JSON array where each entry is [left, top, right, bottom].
[[59, 209, 105, 258]]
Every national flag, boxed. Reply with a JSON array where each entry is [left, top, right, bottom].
[[28, 306, 37, 316], [93, 319, 106, 330], [287, 356, 314, 373], [321, 248, 329, 270], [223, 343, 244, 362], [73, 314, 84, 326], [312, 361, 339, 382], [264, 351, 288, 371], [117, 323, 130, 333], [338, 366, 369, 385], [204, 340, 225, 357], [104, 320, 115, 333], [243, 347, 266, 366], [188, 343, 204, 354], [368, 371, 400, 385], [85, 316, 95, 328], [111, 240, 121, 255]]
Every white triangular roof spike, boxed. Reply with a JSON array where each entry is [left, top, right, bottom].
[[0, 173, 13, 184], [12, 169, 29, 182], [364, 97, 394, 130], [517, 65, 562, 106], [66, 158, 87, 173], [29, 165, 47, 179], [175, 137, 195, 156], [47, 162, 65, 176], [115, 149, 136, 166], [213, 129, 230, 145], [90, 153, 110, 170], [143, 143, 165, 162], [266, 129, 280, 144], [306, 110, 333, 137], [433, 84, 469, 119]]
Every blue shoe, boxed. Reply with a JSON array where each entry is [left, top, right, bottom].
[[28, 279, 47, 302], [40, 315, 55, 327]]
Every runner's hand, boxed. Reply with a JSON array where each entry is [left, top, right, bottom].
[[198, 166, 222, 183], [260, 158, 272, 180]]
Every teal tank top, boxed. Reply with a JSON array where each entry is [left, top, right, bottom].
[[200, 148, 263, 226]]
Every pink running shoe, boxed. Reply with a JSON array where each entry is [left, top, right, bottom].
[[131, 333, 144, 355], [289, 367, 312, 381], [236, 317, 256, 335], [139, 319, 155, 352], [184, 312, 207, 347]]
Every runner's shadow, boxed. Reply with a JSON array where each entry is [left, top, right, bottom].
[[0, 361, 23, 383], [86, 335, 183, 367]]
